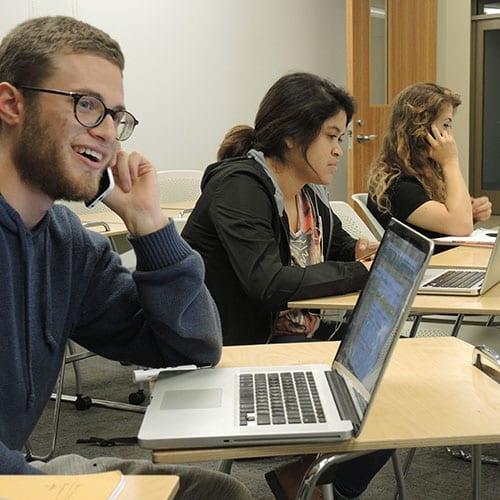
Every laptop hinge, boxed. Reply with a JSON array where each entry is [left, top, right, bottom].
[[325, 370, 361, 433]]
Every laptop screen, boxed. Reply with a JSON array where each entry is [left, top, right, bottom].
[[332, 219, 433, 419]]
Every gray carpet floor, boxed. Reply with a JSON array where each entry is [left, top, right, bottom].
[[29, 344, 499, 499]]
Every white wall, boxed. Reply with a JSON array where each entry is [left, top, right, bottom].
[[1, 0, 347, 196], [436, 0, 471, 183], [3, 2, 470, 200]]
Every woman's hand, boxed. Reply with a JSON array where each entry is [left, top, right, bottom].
[[471, 196, 492, 222], [355, 238, 379, 262], [426, 124, 459, 168]]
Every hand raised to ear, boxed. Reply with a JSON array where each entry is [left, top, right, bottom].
[[426, 124, 458, 167], [104, 150, 168, 236]]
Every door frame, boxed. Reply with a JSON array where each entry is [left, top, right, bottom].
[[471, 15, 500, 212]]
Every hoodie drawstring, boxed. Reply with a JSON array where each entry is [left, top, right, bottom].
[[43, 234, 56, 350], [16, 223, 36, 408]]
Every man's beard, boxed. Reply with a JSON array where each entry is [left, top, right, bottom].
[[13, 105, 100, 202]]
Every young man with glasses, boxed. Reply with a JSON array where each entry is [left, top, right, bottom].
[[0, 16, 251, 499]]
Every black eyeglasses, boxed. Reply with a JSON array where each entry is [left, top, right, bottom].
[[15, 84, 139, 141]]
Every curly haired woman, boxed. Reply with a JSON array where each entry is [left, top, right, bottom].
[[367, 83, 491, 242]]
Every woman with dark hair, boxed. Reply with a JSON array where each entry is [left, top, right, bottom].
[[367, 82, 491, 241], [183, 72, 389, 499], [183, 72, 376, 347]]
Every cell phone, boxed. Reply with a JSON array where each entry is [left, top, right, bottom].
[[85, 168, 115, 208]]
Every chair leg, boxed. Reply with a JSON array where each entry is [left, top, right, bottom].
[[26, 358, 66, 462], [51, 344, 146, 413], [67, 340, 83, 394], [320, 484, 334, 500]]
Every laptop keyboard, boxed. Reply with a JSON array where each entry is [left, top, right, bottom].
[[423, 270, 485, 289], [239, 371, 326, 426]]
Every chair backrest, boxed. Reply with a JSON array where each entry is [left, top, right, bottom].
[[351, 193, 385, 240], [55, 200, 114, 216], [156, 170, 203, 205], [56, 170, 203, 214], [119, 217, 188, 271], [329, 201, 375, 240]]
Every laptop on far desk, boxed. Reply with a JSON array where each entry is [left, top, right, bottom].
[[138, 219, 433, 450], [419, 232, 500, 296]]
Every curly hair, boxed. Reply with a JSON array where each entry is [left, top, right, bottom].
[[368, 83, 461, 214]]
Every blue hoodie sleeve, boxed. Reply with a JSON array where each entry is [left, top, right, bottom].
[[71, 221, 222, 368], [0, 441, 44, 474]]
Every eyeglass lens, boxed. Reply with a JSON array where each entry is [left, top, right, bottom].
[[75, 95, 135, 141]]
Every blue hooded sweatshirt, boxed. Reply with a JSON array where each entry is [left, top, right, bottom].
[[0, 195, 221, 473]]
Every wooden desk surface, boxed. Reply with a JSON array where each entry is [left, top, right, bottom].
[[152, 337, 500, 464], [289, 283, 500, 315], [289, 246, 500, 315], [120, 475, 179, 499], [429, 245, 491, 268], [79, 208, 186, 237], [0, 474, 179, 500]]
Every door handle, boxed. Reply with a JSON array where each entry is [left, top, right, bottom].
[[356, 134, 377, 143]]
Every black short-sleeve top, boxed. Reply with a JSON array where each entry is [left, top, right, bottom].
[[367, 175, 446, 240]]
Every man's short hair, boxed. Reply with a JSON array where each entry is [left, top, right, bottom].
[[0, 16, 124, 133], [0, 15, 124, 84]]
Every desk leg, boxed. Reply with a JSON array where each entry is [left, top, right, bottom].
[[391, 451, 407, 500], [217, 459, 233, 474], [472, 444, 482, 500], [408, 315, 422, 337], [297, 451, 372, 500], [450, 314, 464, 337]]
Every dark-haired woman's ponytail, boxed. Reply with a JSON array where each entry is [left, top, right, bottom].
[[217, 125, 256, 161]]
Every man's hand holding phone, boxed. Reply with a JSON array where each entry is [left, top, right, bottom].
[[85, 168, 115, 209], [101, 150, 168, 236]]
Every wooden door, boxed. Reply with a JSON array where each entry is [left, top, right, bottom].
[[471, 17, 500, 212], [346, 0, 437, 198]]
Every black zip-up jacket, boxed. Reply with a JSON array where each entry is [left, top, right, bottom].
[[182, 155, 368, 345]]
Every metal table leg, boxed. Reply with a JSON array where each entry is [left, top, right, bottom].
[[391, 450, 407, 500], [472, 444, 482, 500], [217, 459, 233, 474], [450, 314, 465, 337], [408, 315, 422, 338]]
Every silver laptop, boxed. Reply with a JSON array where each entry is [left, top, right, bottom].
[[138, 219, 433, 450], [419, 232, 500, 296]]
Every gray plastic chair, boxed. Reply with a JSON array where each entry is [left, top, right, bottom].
[[329, 201, 376, 240], [351, 193, 385, 240], [156, 169, 202, 206]]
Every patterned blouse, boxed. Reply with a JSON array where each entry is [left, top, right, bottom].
[[272, 189, 323, 339]]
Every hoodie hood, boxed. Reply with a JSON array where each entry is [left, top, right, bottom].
[[200, 150, 334, 257], [201, 149, 331, 216]]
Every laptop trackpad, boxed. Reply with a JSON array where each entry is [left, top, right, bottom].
[[160, 389, 223, 410]]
